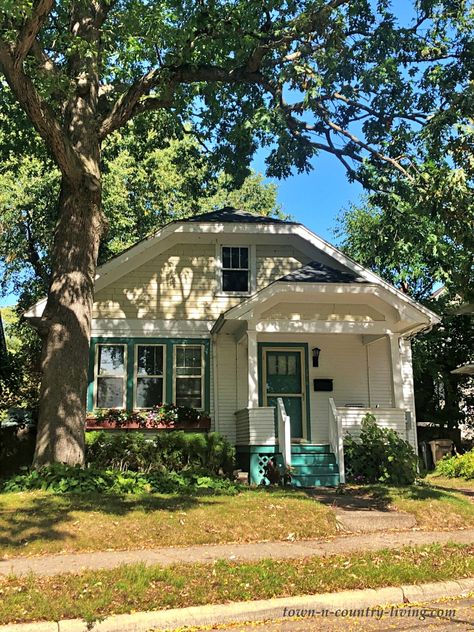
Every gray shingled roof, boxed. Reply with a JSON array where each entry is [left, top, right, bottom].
[[278, 260, 367, 284], [184, 206, 297, 224]]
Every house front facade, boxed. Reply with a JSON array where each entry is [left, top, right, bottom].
[[26, 207, 440, 486]]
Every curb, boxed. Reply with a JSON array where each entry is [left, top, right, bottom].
[[2, 577, 474, 632]]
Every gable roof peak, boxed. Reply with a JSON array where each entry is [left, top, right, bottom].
[[183, 206, 297, 225]]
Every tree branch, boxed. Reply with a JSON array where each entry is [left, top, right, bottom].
[[22, 211, 50, 286], [312, 104, 415, 181], [13, 0, 54, 69], [0, 44, 80, 180], [99, 64, 264, 139]]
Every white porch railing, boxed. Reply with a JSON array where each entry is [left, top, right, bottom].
[[329, 397, 345, 483], [336, 407, 408, 442], [277, 397, 292, 470]]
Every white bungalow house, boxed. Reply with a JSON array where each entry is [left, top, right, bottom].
[[25, 207, 440, 486]]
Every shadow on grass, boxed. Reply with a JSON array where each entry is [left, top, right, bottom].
[[0, 491, 223, 557], [305, 482, 468, 511]]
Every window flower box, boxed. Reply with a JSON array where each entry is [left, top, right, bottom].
[[86, 404, 211, 431]]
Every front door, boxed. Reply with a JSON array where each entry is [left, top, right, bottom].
[[263, 348, 306, 440]]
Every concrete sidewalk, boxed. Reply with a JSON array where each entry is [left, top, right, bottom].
[[1, 528, 473, 577]]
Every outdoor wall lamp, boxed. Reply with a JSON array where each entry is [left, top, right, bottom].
[[312, 347, 321, 368]]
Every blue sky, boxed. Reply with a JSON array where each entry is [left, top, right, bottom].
[[252, 150, 363, 242]]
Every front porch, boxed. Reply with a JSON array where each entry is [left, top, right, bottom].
[[212, 280, 421, 487]]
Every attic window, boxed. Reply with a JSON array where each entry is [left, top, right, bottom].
[[222, 246, 249, 293]]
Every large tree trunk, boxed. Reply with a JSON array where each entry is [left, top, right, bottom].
[[33, 175, 103, 467]]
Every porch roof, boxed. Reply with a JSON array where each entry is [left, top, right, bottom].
[[278, 260, 367, 285]]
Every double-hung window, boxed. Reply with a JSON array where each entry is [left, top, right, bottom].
[[174, 345, 204, 409], [135, 345, 165, 408], [222, 246, 249, 293], [95, 344, 126, 408]]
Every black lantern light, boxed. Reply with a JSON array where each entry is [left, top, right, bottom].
[[312, 347, 321, 368]]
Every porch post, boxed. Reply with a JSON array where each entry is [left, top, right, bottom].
[[388, 334, 404, 409], [247, 327, 259, 408]]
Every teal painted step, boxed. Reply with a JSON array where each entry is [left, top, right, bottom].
[[291, 454, 336, 466], [292, 463, 339, 476], [292, 473, 340, 487], [288, 444, 340, 487], [291, 444, 331, 454]]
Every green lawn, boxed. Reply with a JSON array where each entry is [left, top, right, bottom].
[[343, 483, 474, 530], [1, 543, 473, 625], [425, 473, 474, 492], [0, 489, 337, 558], [1, 483, 473, 560]]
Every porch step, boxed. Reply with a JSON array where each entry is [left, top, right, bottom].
[[290, 444, 332, 454], [291, 454, 336, 466], [289, 444, 340, 488], [292, 473, 340, 487], [291, 463, 339, 475]]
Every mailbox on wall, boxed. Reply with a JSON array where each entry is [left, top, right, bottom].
[[313, 379, 333, 392]]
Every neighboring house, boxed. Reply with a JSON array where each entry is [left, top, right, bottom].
[[25, 207, 440, 485]]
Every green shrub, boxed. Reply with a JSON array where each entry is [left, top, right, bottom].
[[344, 414, 418, 485], [85, 431, 235, 475], [1, 463, 240, 495], [435, 450, 474, 480]]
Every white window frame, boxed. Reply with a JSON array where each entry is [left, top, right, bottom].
[[94, 343, 127, 409], [216, 243, 256, 296], [173, 344, 205, 410], [133, 344, 166, 409]]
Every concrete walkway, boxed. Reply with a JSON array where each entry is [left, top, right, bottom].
[[1, 528, 473, 577]]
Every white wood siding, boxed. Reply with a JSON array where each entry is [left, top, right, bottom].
[[337, 407, 407, 441], [367, 337, 394, 407], [94, 242, 312, 322], [214, 334, 238, 443], [256, 245, 308, 288], [235, 407, 276, 445]]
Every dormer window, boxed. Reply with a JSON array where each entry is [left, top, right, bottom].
[[222, 246, 249, 293]]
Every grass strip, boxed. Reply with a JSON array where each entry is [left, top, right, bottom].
[[1, 543, 473, 625], [0, 489, 337, 558]]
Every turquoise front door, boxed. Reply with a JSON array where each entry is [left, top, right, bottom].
[[263, 348, 306, 440]]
